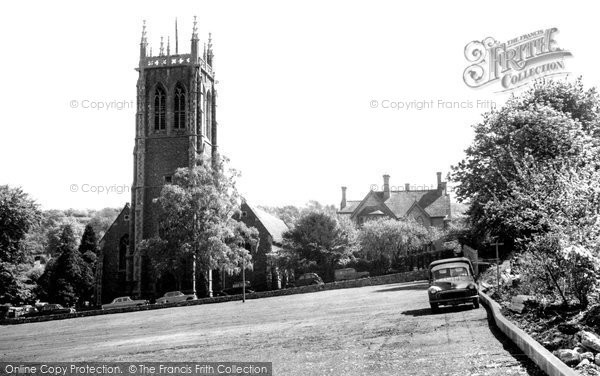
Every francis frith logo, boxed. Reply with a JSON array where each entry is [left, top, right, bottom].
[[463, 28, 572, 91]]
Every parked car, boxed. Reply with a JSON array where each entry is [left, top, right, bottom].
[[334, 268, 370, 281], [293, 272, 324, 287], [156, 291, 197, 304], [427, 257, 479, 312], [38, 304, 76, 315], [102, 296, 148, 310], [221, 287, 255, 295]]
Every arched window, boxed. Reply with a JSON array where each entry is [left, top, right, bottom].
[[154, 86, 166, 130], [174, 83, 186, 129], [119, 234, 129, 271], [206, 91, 212, 141]]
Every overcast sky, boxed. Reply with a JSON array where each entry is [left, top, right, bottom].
[[0, 0, 597, 210]]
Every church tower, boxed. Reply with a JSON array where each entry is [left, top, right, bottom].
[[129, 18, 218, 297]]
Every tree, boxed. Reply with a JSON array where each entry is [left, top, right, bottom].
[[451, 78, 600, 246], [37, 225, 95, 306], [357, 218, 439, 275], [78, 224, 98, 264], [0, 185, 41, 304], [0, 185, 41, 265], [140, 155, 258, 296], [282, 212, 357, 281]]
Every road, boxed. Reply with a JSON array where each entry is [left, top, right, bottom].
[[0, 282, 544, 376]]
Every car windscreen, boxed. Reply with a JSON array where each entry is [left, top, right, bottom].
[[431, 263, 471, 280]]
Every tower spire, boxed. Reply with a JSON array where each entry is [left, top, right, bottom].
[[167, 36, 171, 56], [140, 20, 148, 59], [159, 36, 164, 56], [191, 16, 199, 62], [175, 18, 179, 54], [207, 32, 213, 66]]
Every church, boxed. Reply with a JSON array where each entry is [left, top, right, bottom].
[[95, 19, 222, 304]]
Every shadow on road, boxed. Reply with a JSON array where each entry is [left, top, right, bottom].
[[374, 283, 428, 293], [401, 305, 474, 317]]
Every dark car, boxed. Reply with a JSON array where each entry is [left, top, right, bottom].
[[38, 304, 76, 315], [221, 287, 255, 295], [428, 257, 479, 312], [293, 272, 324, 287]]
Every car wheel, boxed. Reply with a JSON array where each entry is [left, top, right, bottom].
[[430, 303, 439, 313], [473, 298, 480, 309]]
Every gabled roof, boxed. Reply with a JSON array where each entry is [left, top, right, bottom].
[[244, 203, 289, 244], [98, 203, 130, 245], [338, 200, 361, 214], [340, 188, 450, 219]]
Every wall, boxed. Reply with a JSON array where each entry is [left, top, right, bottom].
[[2, 270, 429, 325]]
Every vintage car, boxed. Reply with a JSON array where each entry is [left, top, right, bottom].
[[334, 268, 370, 281], [155, 291, 197, 304], [38, 303, 76, 315], [293, 272, 324, 287], [102, 296, 148, 310], [428, 257, 479, 312]]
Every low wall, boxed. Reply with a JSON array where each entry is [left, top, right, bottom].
[[1, 269, 429, 325], [479, 292, 578, 376]]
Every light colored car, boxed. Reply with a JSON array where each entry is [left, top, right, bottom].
[[102, 296, 148, 310], [334, 268, 370, 281], [428, 257, 479, 312], [156, 291, 197, 304]]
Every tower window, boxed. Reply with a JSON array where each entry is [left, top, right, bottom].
[[174, 83, 186, 129], [154, 86, 166, 130], [164, 175, 172, 184]]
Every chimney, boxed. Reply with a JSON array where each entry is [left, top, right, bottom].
[[383, 175, 390, 200], [437, 171, 447, 194], [340, 186, 347, 210], [405, 183, 410, 191]]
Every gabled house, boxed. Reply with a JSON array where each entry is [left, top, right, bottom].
[[338, 172, 451, 229]]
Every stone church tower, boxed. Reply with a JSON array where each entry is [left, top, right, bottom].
[[129, 18, 218, 297]]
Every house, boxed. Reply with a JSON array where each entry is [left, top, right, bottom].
[[233, 200, 290, 291], [338, 172, 451, 228]]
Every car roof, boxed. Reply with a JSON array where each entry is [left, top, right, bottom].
[[429, 257, 472, 268]]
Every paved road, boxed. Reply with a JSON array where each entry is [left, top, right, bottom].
[[0, 282, 544, 376]]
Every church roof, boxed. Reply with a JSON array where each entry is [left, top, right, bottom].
[[244, 203, 289, 244]]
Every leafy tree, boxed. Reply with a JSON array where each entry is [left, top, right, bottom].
[[0, 185, 41, 264], [140, 155, 258, 296], [0, 185, 41, 304], [357, 218, 439, 275], [282, 212, 357, 281], [451, 78, 600, 246]]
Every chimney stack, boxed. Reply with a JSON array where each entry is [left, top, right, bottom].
[[340, 186, 347, 210], [405, 183, 410, 191], [383, 175, 390, 200], [437, 172, 442, 187]]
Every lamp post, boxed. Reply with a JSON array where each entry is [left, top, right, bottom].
[[490, 237, 504, 293], [242, 255, 246, 303]]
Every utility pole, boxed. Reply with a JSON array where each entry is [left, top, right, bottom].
[[242, 255, 246, 303], [490, 237, 504, 293]]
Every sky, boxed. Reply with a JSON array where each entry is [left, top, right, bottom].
[[0, 0, 598, 210]]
